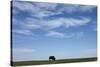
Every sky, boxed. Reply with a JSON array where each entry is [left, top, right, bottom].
[[12, 1, 97, 61]]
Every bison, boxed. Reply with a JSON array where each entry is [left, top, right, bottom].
[[49, 56, 56, 61]]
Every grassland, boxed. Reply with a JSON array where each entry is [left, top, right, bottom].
[[12, 57, 97, 66]]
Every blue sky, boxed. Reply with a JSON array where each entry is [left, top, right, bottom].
[[12, 1, 97, 61]]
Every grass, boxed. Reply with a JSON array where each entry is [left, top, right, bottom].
[[11, 57, 97, 66]]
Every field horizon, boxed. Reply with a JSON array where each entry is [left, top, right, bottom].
[[11, 57, 97, 66]]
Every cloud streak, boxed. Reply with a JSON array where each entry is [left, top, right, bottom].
[[12, 1, 96, 38], [45, 31, 84, 38], [59, 4, 96, 13], [13, 29, 33, 35], [16, 17, 91, 30], [12, 1, 96, 19], [46, 31, 65, 38]]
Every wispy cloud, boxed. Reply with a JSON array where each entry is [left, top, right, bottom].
[[13, 15, 88, 38], [46, 31, 65, 38], [13, 1, 59, 18], [12, 1, 96, 38], [17, 17, 91, 30], [13, 1, 96, 19], [13, 29, 33, 35], [59, 4, 96, 13], [45, 31, 84, 38], [34, 2, 57, 10]]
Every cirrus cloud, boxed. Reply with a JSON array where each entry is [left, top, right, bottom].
[[13, 29, 33, 35], [12, 1, 96, 19], [12, 1, 96, 38], [46, 31, 65, 38], [19, 17, 91, 30]]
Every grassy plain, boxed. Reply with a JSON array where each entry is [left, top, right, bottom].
[[12, 57, 97, 66]]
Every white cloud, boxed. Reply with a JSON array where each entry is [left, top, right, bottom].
[[21, 17, 91, 30], [12, 1, 94, 37], [13, 1, 35, 12], [33, 10, 61, 18], [80, 5, 96, 12], [13, 17, 86, 38], [21, 18, 41, 30], [13, 1, 59, 18], [34, 2, 57, 10], [60, 4, 96, 13], [13, 29, 33, 35], [13, 14, 90, 37], [59, 5, 79, 13], [46, 31, 65, 38], [61, 17, 90, 28], [45, 31, 84, 38], [13, 1, 96, 19]]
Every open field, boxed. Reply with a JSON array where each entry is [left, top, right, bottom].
[[12, 57, 97, 66]]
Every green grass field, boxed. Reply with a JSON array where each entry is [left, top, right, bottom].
[[12, 57, 97, 66]]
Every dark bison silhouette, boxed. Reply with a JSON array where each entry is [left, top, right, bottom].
[[49, 56, 56, 61]]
